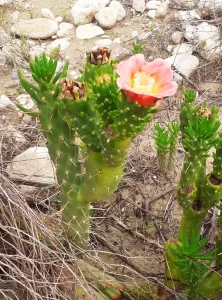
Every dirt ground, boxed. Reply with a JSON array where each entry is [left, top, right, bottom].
[[1, 1, 222, 299]]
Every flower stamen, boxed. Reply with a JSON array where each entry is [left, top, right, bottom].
[[133, 71, 156, 94]]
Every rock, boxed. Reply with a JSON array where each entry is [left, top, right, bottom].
[[198, 0, 222, 13], [56, 16, 63, 23], [113, 37, 121, 43], [57, 29, 70, 38], [0, 95, 14, 109], [101, 34, 110, 38], [22, 114, 32, 124], [11, 18, 59, 39], [41, 8, 55, 20], [71, 0, 98, 25], [0, 28, 10, 47], [111, 41, 130, 60], [132, 31, 138, 37], [95, 38, 113, 47], [147, 10, 156, 18], [7, 126, 26, 143], [97, 0, 110, 9], [6, 147, 57, 185], [109, 1, 126, 21], [76, 23, 104, 39], [146, 0, 161, 10], [29, 46, 45, 58], [0, 51, 7, 66], [132, 0, 146, 12], [16, 94, 35, 110], [172, 43, 193, 55], [171, 31, 183, 45], [52, 35, 57, 39], [47, 38, 70, 52], [0, 0, 12, 5], [175, 0, 195, 9], [138, 31, 152, 40], [156, 2, 168, 18], [185, 22, 222, 61], [9, 11, 20, 24], [179, 10, 201, 21], [165, 54, 199, 82], [59, 22, 74, 31], [95, 7, 117, 29]]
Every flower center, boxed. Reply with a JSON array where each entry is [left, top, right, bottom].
[[132, 71, 156, 94]]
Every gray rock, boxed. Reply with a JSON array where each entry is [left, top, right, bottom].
[[76, 23, 104, 39], [179, 10, 201, 21], [0, 28, 10, 47], [6, 147, 57, 185], [0, 51, 7, 66], [147, 10, 156, 18], [41, 8, 55, 20], [172, 43, 193, 55], [111, 41, 130, 60], [71, 0, 99, 25], [11, 18, 59, 39], [138, 31, 152, 41], [16, 94, 35, 110], [109, 1, 126, 21], [171, 31, 183, 45], [95, 7, 117, 29], [185, 22, 222, 61], [156, 2, 168, 18], [132, 0, 146, 12], [165, 54, 199, 82], [95, 38, 113, 47], [146, 0, 161, 10], [0, 95, 14, 109]]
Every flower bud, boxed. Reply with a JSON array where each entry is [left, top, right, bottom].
[[60, 78, 85, 101]]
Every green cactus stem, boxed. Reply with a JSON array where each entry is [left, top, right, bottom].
[[167, 122, 180, 172]]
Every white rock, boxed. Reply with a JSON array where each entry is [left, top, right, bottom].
[[59, 22, 74, 31], [97, 0, 110, 9], [0, 0, 12, 5], [0, 95, 14, 108], [138, 31, 152, 40], [95, 7, 117, 29], [101, 34, 110, 38], [6, 147, 57, 185], [156, 2, 168, 18], [11, 18, 59, 39], [56, 16, 63, 23], [198, 0, 222, 12], [41, 8, 55, 20], [132, 31, 138, 37], [172, 43, 193, 55], [146, 1, 161, 10], [111, 41, 130, 60], [113, 37, 121, 43], [109, 1, 126, 21], [185, 22, 222, 61], [22, 114, 32, 124], [95, 38, 112, 47], [76, 23, 104, 39], [57, 29, 70, 38], [9, 11, 20, 24], [165, 54, 199, 82], [47, 38, 70, 52], [29, 46, 45, 58], [132, 0, 146, 12], [52, 35, 57, 39], [16, 94, 35, 110], [0, 52, 7, 66], [71, 0, 98, 25], [171, 31, 183, 45], [147, 10, 156, 18], [0, 28, 10, 46], [177, 0, 195, 9], [179, 10, 201, 21]]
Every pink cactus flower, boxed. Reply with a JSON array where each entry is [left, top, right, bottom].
[[116, 54, 178, 107]]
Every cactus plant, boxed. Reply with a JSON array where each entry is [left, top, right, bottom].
[[18, 50, 177, 248]]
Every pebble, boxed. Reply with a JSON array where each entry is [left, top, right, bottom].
[[0, 0, 12, 5], [177, 0, 195, 9], [11, 18, 59, 39], [57, 29, 70, 38], [165, 54, 199, 82], [132, 0, 146, 12], [22, 114, 32, 124], [95, 38, 113, 47], [97, 0, 110, 9], [109, 1, 126, 21], [132, 31, 138, 37], [179, 10, 201, 21], [47, 38, 70, 52], [138, 31, 152, 41], [171, 31, 183, 45], [41, 8, 55, 20], [16, 94, 35, 110], [0, 51, 7, 66], [6, 147, 57, 185], [56, 16, 63, 23], [71, 0, 99, 25], [147, 10, 156, 19], [95, 7, 117, 29], [76, 23, 104, 39], [156, 2, 168, 18], [172, 43, 193, 55], [113, 37, 121, 43], [9, 10, 20, 24], [146, 0, 161, 10], [0, 95, 14, 109], [59, 22, 74, 31]]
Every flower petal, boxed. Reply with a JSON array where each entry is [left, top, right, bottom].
[[155, 82, 178, 97]]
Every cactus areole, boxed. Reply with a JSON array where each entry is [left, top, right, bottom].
[[18, 49, 177, 248]]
